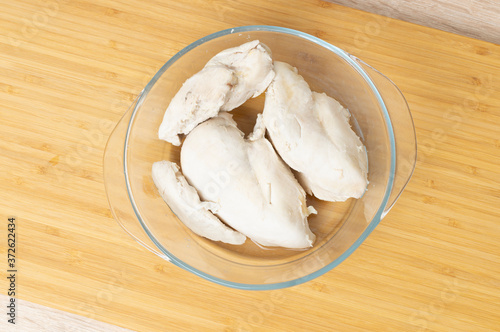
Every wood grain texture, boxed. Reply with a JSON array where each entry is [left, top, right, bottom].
[[1, 0, 499, 331], [326, 0, 500, 44], [0, 294, 132, 331]]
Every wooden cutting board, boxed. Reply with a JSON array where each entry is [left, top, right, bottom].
[[1, 0, 499, 331]]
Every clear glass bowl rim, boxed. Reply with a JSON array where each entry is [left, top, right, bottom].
[[123, 25, 397, 290]]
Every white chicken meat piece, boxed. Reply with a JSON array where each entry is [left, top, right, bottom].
[[206, 40, 275, 111], [158, 66, 235, 146], [158, 40, 274, 146], [180, 113, 316, 249], [152, 160, 246, 245], [263, 61, 368, 201]]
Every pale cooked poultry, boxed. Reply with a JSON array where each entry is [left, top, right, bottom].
[[152, 160, 246, 245], [262, 61, 368, 201], [158, 40, 274, 146], [180, 113, 316, 249]]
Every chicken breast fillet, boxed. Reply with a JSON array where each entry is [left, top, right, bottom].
[[158, 40, 275, 146], [263, 61, 368, 201], [180, 113, 316, 249], [152, 160, 246, 245]]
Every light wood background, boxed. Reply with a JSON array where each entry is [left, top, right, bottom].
[[326, 0, 500, 44], [1, 0, 499, 331], [0, 294, 132, 331]]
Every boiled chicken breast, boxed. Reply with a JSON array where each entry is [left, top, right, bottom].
[[152, 160, 246, 245], [206, 40, 275, 111], [158, 40, 274, 146], [180, 113, 316, 249], [263, 61, 368, 201]]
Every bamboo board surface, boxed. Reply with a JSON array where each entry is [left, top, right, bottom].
[[1, 0, 499, 331]]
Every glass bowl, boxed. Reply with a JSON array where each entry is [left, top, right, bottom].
[[103, 26, 417, 290]]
